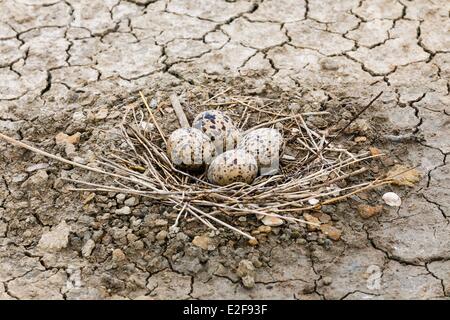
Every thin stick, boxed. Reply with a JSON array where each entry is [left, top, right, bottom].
[[139, 91, 167, 144], [170, 93, 190, 128]]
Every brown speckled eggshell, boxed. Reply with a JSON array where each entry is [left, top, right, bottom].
[[193, 110, 241, 155], [167, 128, 215, 170], [238, 128, 282, 175], [207, 149, 258, 186]]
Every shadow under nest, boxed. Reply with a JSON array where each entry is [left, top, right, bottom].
[[0, 87, 394, 243]]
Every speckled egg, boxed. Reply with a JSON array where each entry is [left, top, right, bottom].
[[207, 150, 258, 186], [167, 128, 215, 170], [193, 110, 240, 154], [238, 128, 283, 175]]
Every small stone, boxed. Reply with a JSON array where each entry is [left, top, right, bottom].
[[37, 221, 71, 252], [154, 219, 168, 227], [156, 230, 168, 241], [358, 205, 383, 219], [169, 225, 180, 234], [369, 147, 382, 156], [303, 213, 321, 231], [22, 170, 48, 188], [127, 233, 138, 243], [108, 111, 122, 119], [124, 197, 139, 207], [345, 119, 370, 134], [354, 136, 367, 143], [115, 206, 131, 215], [72, 111, 85, 122], [12, 173, 28, 183], [192, 235, 215, 251], [242, 275, 255, 289], [55, 132, 81, 145], [112, 248, 126, 262], [236, 260, 255, 277], [322, 276, 333, 286], [73, 156, 87, 164], [116, 193, 126, 203], [150, 98, 158, 109], [0, 222, 7, 237], [320, 224, 342, 241], [95, 108, 108, 120], [261, 216, 284, 227], [382, 192, 402, 207], [387, 165, 421, 187], [81, 239, 95, 257], [25, 163, 49, 172], [238, 216, 247, 222], [132, 240, 144, 250], [257, 225, 272, 233], [65, 144, 77, 158], [318, 213, 331, 224], [248, 238, 258, 246]]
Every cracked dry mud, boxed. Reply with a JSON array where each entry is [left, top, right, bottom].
[[0, 0, 449, 300]]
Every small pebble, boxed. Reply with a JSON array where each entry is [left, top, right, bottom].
[[116, 193, 126, 203], [154, 219, 168, 227], [95, 108, 108, 120], [115, 206, 131, 215], [192, 235, 215, 251], [112, 248, 126, 262], [81, 239, 96, 257], [322, 276, 333, 286], [242, 275, 255, 289], [303, 213, 320, 231], [156, 230, 168, 241], [25, 163, 49, 172], [358, 205, 383, 219], [320, 224, 342, 241], [124, 197, 139, 207], [55, 132, 81, 145], [257, 226, 272, 233]]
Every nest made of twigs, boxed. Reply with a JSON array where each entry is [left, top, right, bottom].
[[58, 89, 393, 241]]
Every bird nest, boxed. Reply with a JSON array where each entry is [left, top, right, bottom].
[[0, 87, 396, 243]]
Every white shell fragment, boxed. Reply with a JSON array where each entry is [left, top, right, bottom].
[[262, 215, 284, 227], [193, 110, 241, 155], [167, 128, 215, 170], [382, 192, 402, 207], [308, 198, 320, 205], [207, 149, 258, 186], [238, 128, 283, 175]]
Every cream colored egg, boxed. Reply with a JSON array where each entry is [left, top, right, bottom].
[[238, 128, 283, 175], [207, 150, 258, 186], [167, 128, 215, 170], [193, 110, 240, 155]]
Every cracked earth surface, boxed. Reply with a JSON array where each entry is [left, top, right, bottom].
[[0, 0, 449, 300]]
